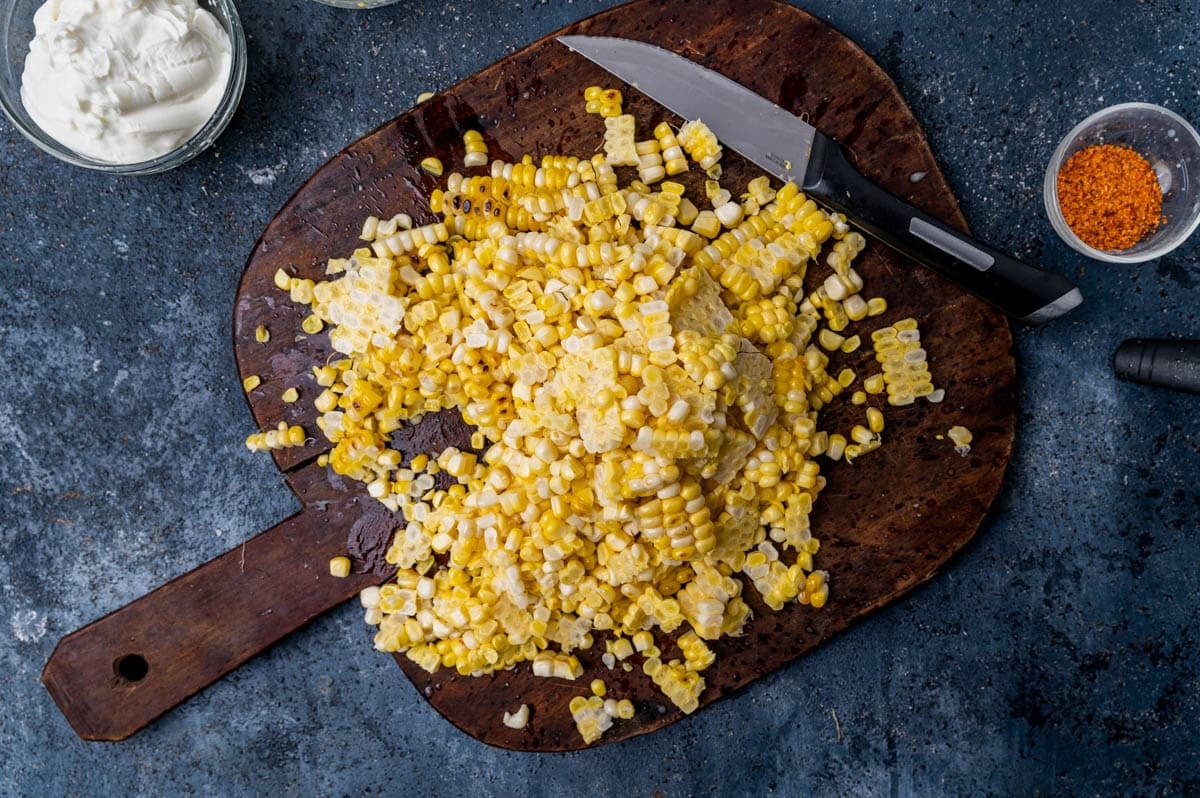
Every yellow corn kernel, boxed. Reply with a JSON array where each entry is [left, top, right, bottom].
[[827, 433, 847, 461], [329, 556, 351, 578], [948, 425, 973, 455], [867, 407, 885, 433], [420, 157, 444, 176], [255, 325, 270, 344], [242, 375, 261, 392], [590, 679, 606, 697], [273, 268, 291, 290], [286, 425, 305, 446], [301, 315, 324, 334], [281, 387, 299, 404], [818, 329, 844, 351]]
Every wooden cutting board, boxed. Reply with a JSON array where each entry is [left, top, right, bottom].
[[42, 0, 1015, 749]]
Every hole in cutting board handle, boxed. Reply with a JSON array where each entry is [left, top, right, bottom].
[[114, 654, 149, 683]]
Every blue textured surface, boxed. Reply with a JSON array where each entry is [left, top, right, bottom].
[[2, 1, 1199, 795]]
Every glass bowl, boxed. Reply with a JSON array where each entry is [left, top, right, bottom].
[[1043, 102, 1200, 263], [0, 0, 247, 175]]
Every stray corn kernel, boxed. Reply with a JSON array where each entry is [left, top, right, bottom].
[[948, 425, 973, 456], [570, 694, 614, 743], [329, 556, 351, 578], [255, 325, 270, 344], [242, 375, 261, 392], [281, 387, 299, 404], [420, 157, 444, 176], [502, 704, 530, 730], [874, 319, 937, 406]]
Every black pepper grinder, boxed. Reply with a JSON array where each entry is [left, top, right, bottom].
[[1113, 339, 1200, 394]]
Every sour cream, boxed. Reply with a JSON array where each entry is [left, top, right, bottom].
[[20, 0, 232, 164]]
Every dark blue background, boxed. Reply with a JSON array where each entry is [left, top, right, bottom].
[[2, 1, 1197, 794]]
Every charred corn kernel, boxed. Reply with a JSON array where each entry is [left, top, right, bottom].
[[502, 704, 530, 729], [242, 375, 261, 391], [281, 387, 299, 403], [329, 556, 351, 578], [301, 315, 324, 334], [255, 325, 270, 344], [420, 157, 444, 176]]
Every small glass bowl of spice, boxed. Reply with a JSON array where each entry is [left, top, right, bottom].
[[1044, 103, 1200, 262]]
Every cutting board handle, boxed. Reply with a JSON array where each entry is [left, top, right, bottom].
[[42, 505, 386, 741]]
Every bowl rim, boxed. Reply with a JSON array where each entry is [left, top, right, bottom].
[[1043, 101, 1200, 263], [0, 0, 247, 176]]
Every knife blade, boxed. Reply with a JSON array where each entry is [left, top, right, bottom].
[[558, 34, 1082, 325]]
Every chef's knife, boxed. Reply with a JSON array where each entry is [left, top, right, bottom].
[[558, 35, 1082, 325]]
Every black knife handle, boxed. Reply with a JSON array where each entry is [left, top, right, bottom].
[[1113, 339, 1200, 394], [801, 133, 1082, 324]]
